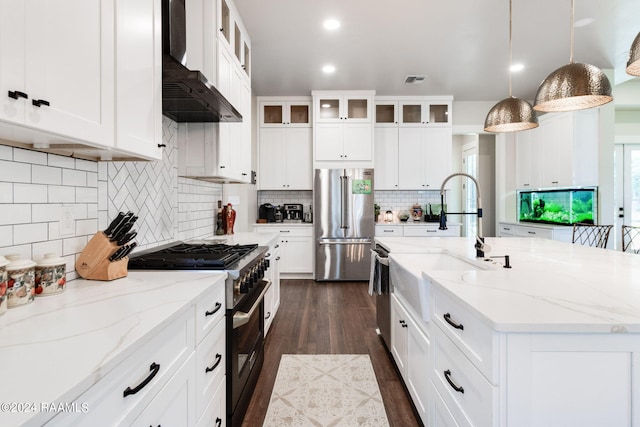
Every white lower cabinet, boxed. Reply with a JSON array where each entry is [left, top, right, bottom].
[[254, 225, 313, 274], [264, 239, 281, 335], [497, 222, 572, 243], [133, 353, 197, 426], [375, 224, 461, 237], [428, 284, 640, 427], [45, 279, 226, 427], [390, 293, 430, 424]]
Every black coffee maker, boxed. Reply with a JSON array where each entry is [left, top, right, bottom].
[[258, 203, 276, 222]]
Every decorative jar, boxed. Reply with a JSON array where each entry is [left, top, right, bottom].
[[35, 254, 67, 296], [0, 256, 8, 316], [6, 255, 36, 308]]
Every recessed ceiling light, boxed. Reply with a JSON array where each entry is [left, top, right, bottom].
[[510, 63, 524, 72], [323, 19, 340, 30], [322, 65, 336, 73]]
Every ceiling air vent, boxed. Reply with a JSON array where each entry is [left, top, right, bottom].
[[404, 75, 427, 84]]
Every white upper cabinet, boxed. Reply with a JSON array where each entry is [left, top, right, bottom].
[[217, 0, 250, 83], [0, 0, 114, 149], [398, 127, 452, 190], [399, 98, 452, 126], [312, 90, 375, 168], [515, 109, 599, 189], [375, 100, 399, 127], [260, 100, 312, 127], [114, 0, 162, 160], [258, 97, 313, 190], [0, 0, 162, 161]]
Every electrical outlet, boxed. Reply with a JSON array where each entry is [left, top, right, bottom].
[[60, 207, 75, 236]]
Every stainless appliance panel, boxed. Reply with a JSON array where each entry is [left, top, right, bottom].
[[315, 239, 373, 281], [314, 168, 374, 281]]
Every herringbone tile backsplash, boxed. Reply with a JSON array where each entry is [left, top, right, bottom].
[[0, 117, 222, 279]]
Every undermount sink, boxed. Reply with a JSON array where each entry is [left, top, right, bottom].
[[390, 252, 489, 323]]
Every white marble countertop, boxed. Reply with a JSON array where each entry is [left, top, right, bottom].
[[379, 236, 640, 334], [0, 270, 227, 427]]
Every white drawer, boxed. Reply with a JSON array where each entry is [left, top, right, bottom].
[[275, 226, 313, 237], [47, 310, 194, 426], [518, 226, 553, 239], [196, 319, 225, 420], [432, 325, 497, 427], [195, 279, 226, 344], [431, 287, 497, 382], [375, 225, 403, 236], [403, 225, 460, 237], [498, 224, 517, 237], [197, 377, 226, 427], [430, 381, 463, 427]]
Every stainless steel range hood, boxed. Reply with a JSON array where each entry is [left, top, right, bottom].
[[162, 0, 242, 123]]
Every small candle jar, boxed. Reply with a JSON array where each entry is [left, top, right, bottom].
[[0, 256, 9, 316]]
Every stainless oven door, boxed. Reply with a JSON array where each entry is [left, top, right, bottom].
[[228, 278, 271, 425]]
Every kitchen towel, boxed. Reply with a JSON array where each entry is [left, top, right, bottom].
[[263, 354, 389, 427], [368, 249, 389, 296]]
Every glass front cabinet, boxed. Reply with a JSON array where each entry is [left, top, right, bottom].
[[260, 100, 312, 127], [399, 99, 452, 126], [314, 94, 372, 123]]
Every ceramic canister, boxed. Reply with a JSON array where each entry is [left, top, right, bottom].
[[35, 254, 67, 296], [6, 255, 36, 308], [0, 256, 9, 316]]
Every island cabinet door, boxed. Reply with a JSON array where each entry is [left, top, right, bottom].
[[505, 333, 639, 427]]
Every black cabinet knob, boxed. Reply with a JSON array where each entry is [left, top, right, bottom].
[[8, 90, 28, 100], [32, 99, 50, 107]]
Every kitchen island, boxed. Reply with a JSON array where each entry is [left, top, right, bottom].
[[377, 236, 640, 427], [0, 270, 228, 427]]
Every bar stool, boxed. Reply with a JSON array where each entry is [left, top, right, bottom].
[[571, 223, 613, 249], [622, 225, 640, 254]]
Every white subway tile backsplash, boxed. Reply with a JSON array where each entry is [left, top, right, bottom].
[[76, 187, 97, 203], [32, 240, 63, 261], [14, 147, 47, 165], [75, 159, 97, 172], [0, 183, 12, 203], [63, 236, 88, 256], [98, 181, 108, 211], [48, 185, 76, 203], [87, 172, 98, 188], [32, 204, 61, 223], [47, 154, 75, 169], [14, 223, 48, 245], [0, 225, 12, 247], [98, 162, 107, 181], [0, 160, 31, 183], [32, 165, 62, 185], [0, 244, 32, 261], [62, 169, 87, 187], [14, 183, 48, 203], [76, 218, 98, 236], [0, 204, 31, 225], [0, 145, 12, 160]]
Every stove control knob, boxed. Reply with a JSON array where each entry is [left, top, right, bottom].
[[239, 277, 250, 293]]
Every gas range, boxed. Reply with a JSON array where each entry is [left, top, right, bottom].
[[127, 241, 270, 310]]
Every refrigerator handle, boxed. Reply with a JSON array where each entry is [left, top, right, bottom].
[[342, 174, 349, 229]]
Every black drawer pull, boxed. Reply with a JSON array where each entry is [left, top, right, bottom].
[[32, 99, 50, 107], [444, 369, 464, 393], [8, 90, 28, 100], [205, 302, 222, 316], [123, 362, 160, 397], [205, 354, 222, 373], [215, 418, 222, 427], [443, 313, 464, 330], [265, 311, 272, 320]]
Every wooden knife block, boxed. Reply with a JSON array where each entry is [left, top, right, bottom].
[[76, 232, 128, 281]]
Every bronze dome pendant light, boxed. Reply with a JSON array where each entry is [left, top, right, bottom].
[[627, 32, 640, 76], [484, 0, 538, 133], [534, 0, 613, 112]]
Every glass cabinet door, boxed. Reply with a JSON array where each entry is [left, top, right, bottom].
[[261, 103, 285, 125], [220, 0, 231, 45], [429, 104, 449, 124], [317, 98, 340, 120], [346, 98, 369, 120], [243, 42, 250, 76], [234, 23, 242, 61], [289, 104, 310, 126], [400, 102, 423, 125], [375, 102, 398, 126]]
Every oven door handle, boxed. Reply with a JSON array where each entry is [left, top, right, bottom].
[[233, 279, 272, 329]]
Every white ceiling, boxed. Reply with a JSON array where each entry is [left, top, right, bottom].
[[234, 0, 640, 105]]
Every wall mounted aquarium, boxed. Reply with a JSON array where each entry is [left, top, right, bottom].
[[518, 187, 597, 226]]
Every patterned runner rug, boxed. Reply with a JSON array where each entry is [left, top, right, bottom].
[[263, 354, 390, 426]]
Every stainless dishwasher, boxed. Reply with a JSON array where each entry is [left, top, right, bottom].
[[372, 244, 391, 348]]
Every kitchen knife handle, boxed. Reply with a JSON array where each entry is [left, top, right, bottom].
[[109, 246, 127, 262], [104, 211, 126, 236], [117, 230, 137, 246]]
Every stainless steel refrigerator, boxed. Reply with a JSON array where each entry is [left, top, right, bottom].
[[314, 168, 375, 281]]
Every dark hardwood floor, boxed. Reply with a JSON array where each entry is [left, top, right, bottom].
[[241, 279, 422, 427]]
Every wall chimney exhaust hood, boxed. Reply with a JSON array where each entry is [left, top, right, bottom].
[[162, 0, 242, 123]]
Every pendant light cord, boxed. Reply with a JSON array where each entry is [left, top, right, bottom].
[[569, 0, 575, 63], [508, 0, 513, 97]]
